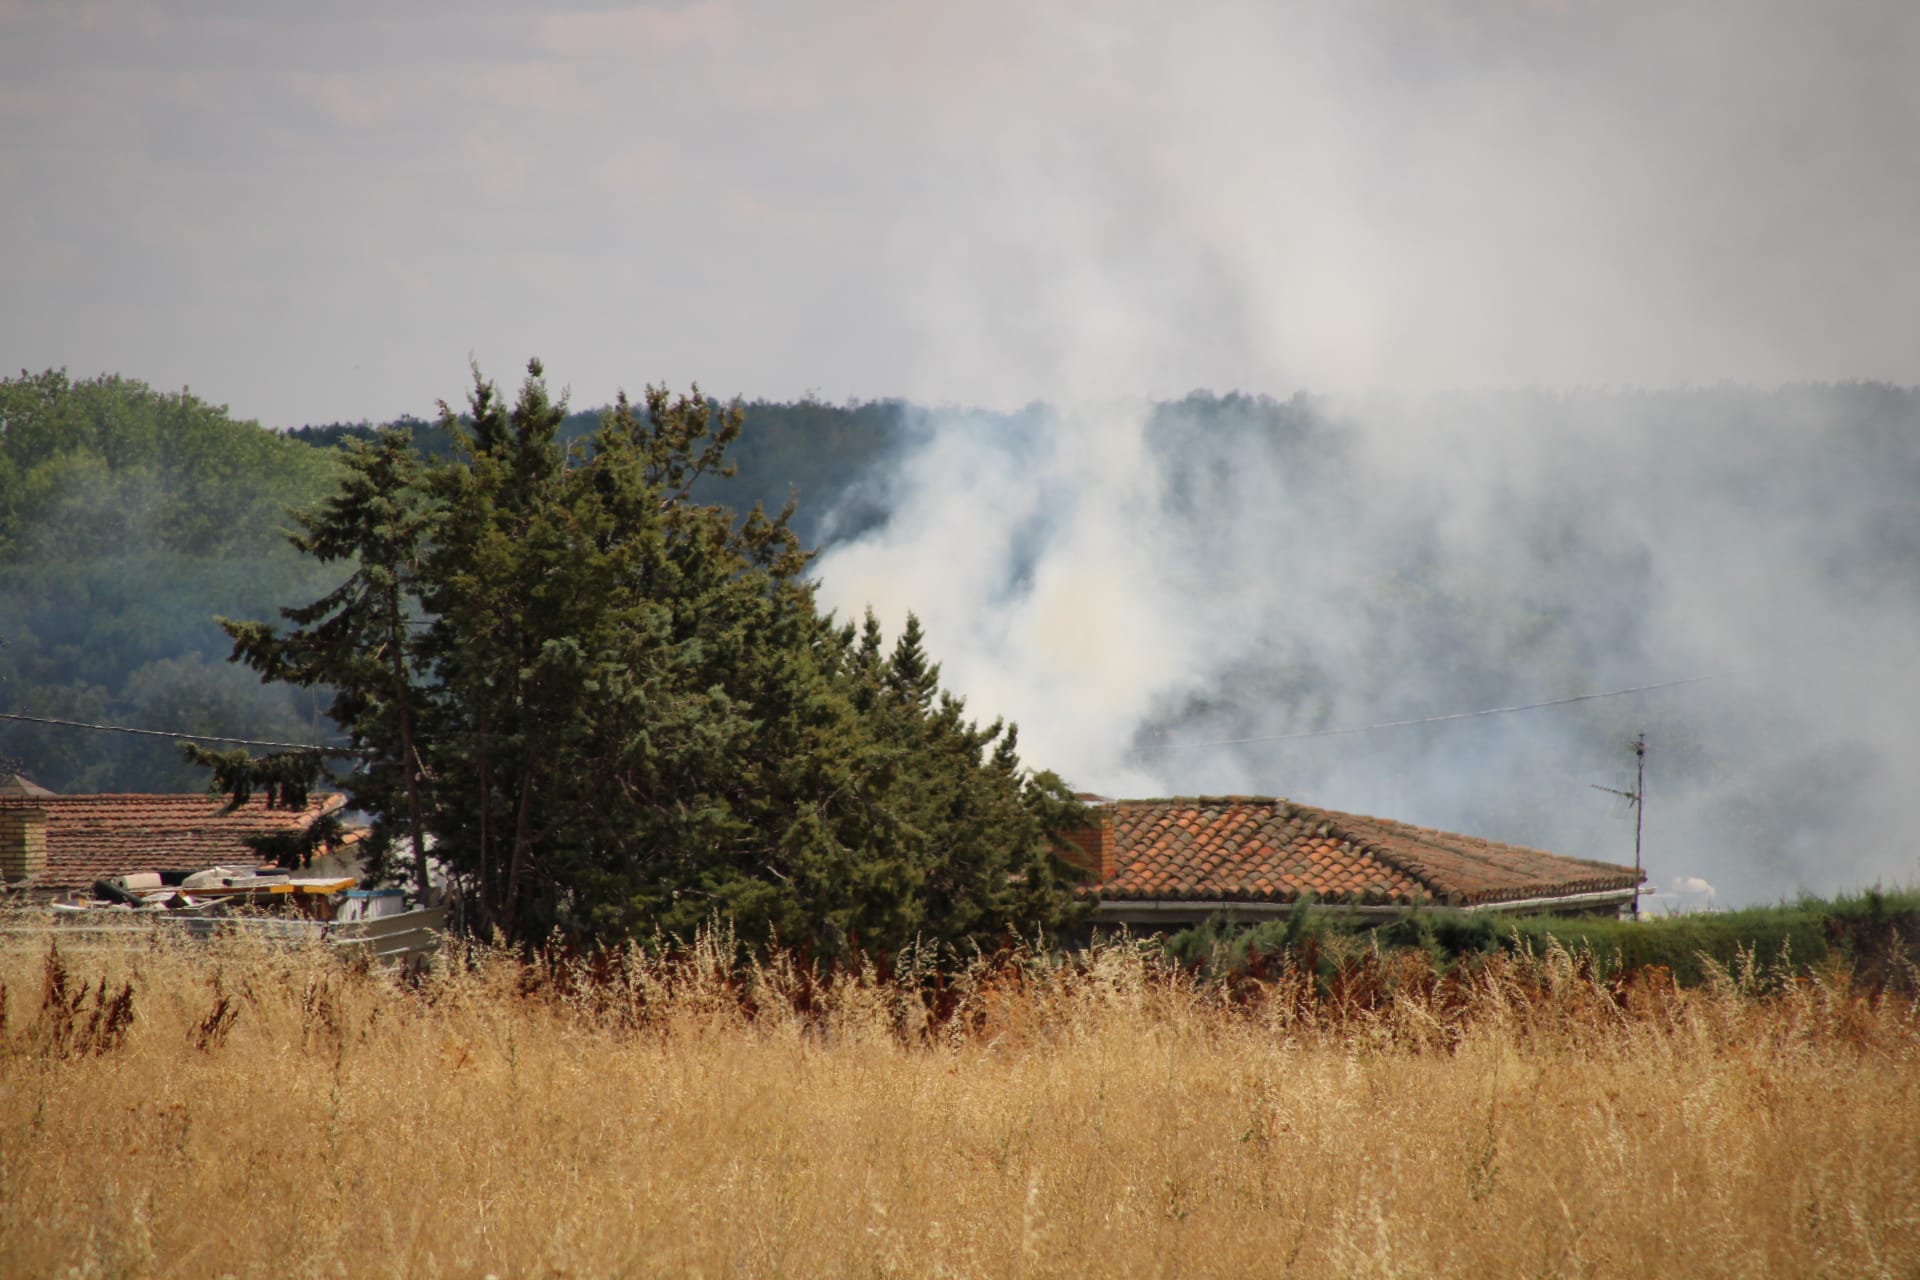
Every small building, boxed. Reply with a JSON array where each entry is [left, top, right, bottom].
[[0, 786, 350, 897], [1057, 795, 1643, 926]]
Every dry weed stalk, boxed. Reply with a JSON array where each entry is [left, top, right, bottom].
[[0, 923, 1914, 1278]]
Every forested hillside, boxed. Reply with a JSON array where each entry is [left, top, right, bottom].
[[0, 371, 342, 790], [288, 396, 905, 547], [6, 366, 1920, 910], [0, 375, 912, 793]]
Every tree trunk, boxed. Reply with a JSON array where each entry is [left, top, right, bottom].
[[476, 706, 494, 932], [501, 754, 537, 943]]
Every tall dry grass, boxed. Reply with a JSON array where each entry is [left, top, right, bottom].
[[1, 924, 1916, 1279]]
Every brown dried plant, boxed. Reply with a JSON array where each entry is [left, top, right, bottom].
[[0, 923, 1914, 1278]]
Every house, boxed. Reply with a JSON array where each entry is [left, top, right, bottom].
[[1057, 795, 1643, 926], [0, 784, 352, 897]]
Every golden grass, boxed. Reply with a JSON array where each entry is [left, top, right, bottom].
[[2, 926, 1917, 1279]]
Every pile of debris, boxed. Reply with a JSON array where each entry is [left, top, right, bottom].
[[35, 867, 441, 965], [59, 865, 368, 919]]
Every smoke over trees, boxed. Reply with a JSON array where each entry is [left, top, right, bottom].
[[5, 366, 1917, 909], [0, 370, 340, 790], [809, 384, 1920, 909]]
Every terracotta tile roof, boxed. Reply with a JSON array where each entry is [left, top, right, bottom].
[[1088, 796, 1642, 907], [0, 793, 347, 893]]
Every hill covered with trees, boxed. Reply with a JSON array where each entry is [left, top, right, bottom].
[[6, 367, 1919, 906], [0, 371, 343, 790], [0, 373, 913, 794]]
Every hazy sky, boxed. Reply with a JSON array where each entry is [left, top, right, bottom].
[[5, 0, 1918, 426]]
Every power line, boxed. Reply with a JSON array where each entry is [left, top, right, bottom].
[[0, 709, 346, 754], [3, 672, 1716, 759], [1133, 675, 1714, 753]]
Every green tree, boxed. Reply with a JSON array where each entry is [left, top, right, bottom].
[[209, 361, 1085, 953], [212, 426, 433, 893]]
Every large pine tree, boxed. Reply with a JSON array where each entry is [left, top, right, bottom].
[[211, 361, 1086, 953]]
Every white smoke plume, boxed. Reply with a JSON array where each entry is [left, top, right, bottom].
[[813, 388, 1920, 907], [810, 0, 1920, 906]]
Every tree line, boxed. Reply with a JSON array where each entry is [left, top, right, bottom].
[[9, 365, 1920, 919], [0, 371, 909, 794]]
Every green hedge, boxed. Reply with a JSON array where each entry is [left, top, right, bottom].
[[1500, 906, 1831, 985], [1159, 887, 1920, 988]]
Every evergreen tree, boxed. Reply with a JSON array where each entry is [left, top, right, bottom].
[[206, 361, 1086, 953], [206, 426, 432, 892]]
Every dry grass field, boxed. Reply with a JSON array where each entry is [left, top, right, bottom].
[[1, 925, 1917, 1279]]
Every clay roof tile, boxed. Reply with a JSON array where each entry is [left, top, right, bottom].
[[0, 793, 348, 893], [1090, 794, 1640, 907]]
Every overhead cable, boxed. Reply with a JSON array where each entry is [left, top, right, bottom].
[[3, 673, 1716, 758], [0, 709, 344, 754], [1133, 674, 1715, 753]]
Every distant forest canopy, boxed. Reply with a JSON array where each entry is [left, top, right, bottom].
[[286, 396, 911, 549], [0, 373, 924, 792], [0, 370, 343, 791], [3, 365, 1919, 871]]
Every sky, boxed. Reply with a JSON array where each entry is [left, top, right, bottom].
[[5, 0, 1919, 426]]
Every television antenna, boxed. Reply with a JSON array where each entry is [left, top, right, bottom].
[[1590, 733, 1646, 920]]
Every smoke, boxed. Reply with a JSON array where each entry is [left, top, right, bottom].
[[7, 1, 1915, 897], [869, 0, 1920, 404], [805, 2, 1920, 903], [0, 375, 339, 794], [803, 0, 1920, 906], [9, 1, 1917, 419], [811, 387, 1920, 907]]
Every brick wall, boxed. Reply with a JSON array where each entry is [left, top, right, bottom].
[[1054, 817, 1114, 881], [0, 808, 48, 882]]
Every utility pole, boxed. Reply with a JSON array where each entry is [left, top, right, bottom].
[[1591, 733, 1647, 920]]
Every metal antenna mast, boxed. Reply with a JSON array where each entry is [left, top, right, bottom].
[[1590, 733, 1647, 920]]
